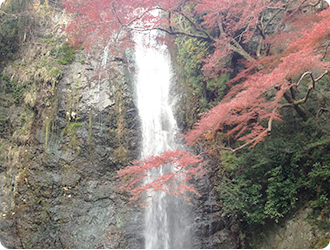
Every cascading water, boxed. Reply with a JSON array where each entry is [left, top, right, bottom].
[[134, 30, 193, 249]]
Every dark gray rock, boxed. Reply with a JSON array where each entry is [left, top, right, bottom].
[[0, 16, 143, 248]]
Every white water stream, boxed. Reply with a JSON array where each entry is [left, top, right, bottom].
[[134, 31, 193, 249]]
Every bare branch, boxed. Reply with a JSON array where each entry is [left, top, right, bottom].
[[302, 0, 322, 8], [111, 3, 153, 28], [281, 103, 294, 108], [173, 9, 214, 41], [295, 71, 313, 88], [315, 70, 329, 82], [0, 9, 33, 25], [293, 86, 313, 105], [0, 10, 18, 20], [291, 70, 328, 106], [214, 143, 249, 153], [110, 2, 123, 26], [126, 7, 154, 28], [154, 27, 212, 41], [257, 8, 283, 58], [263, 9, 282, 33], [207, 127, 272, 154], [152, 7, 214, 41], [283, 91, 309, 120], [267, 109, 277, 133], [295, 70, 328, 90], [215, 18, 256, 62]]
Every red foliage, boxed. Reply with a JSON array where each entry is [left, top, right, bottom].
[[185, 6, 330, 148], [62, 0, 188, 53], [117, 150, 204, 206]]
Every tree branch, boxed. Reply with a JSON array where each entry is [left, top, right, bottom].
[[293, 86, 313, 105], [295, 71, 313, 88], [293, 70, 329, 105], [208, 123, 274, 154], [173, 9, 214, 41], [217, 19, 256, 62], [302, 0, 322, 8], [153, 27, 212, 41], [267, 108, 277, 133], [281, 103, 294, 108], [0, 10, 18, 20], [283, 91, 309, 120], [226, 135, 265, 153], [154, 7, 214, 41], [315, 70, 329, 82], [257, 8, 283, 58]]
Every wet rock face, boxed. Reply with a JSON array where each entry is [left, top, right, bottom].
[[31, 56, 141, 248], [190, 170, 238, 249], [0, 22, 143, 248], [170, 76, 239, 248]]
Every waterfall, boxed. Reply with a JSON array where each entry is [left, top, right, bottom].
[[134, 31, 193, 249]]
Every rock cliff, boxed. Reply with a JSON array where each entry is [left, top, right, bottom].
[[0, 7, 143, 248]]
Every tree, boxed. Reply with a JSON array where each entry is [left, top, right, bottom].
[[117, 150, 203, 205], [63, 0, 330, 203], [185, 3, 330, 151]]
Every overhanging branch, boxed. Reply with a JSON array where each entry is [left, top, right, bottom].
[[212, 131, 269, 153], [293, 70, 329, 105], [173, 10, 214, 41], [154, 27, 212, 40]]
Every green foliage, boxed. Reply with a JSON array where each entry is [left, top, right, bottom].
[[2, 74, 26, 103], [41, 37, 57, 46], [306, 162, 330, 229], [175, 37, 229, 113], [0, 107, 7, 134], [220, 151, 237, 171], [62, 122, 84, 151], [173, 35, 229, 132], [178, 38, 208, 77], [215, 111, 330, 229], [264, 166, 298, 222], [310, 193, 328, 208], [306, 163, 330, 192], [49, 68, 63, 80], [62, 122, 84, 136], [169, 3, 230, 131], [4, 0, 33, 11], [323, 241, 330, 249], [217, 176, 265, 222], [52, 42, 76, 65]]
